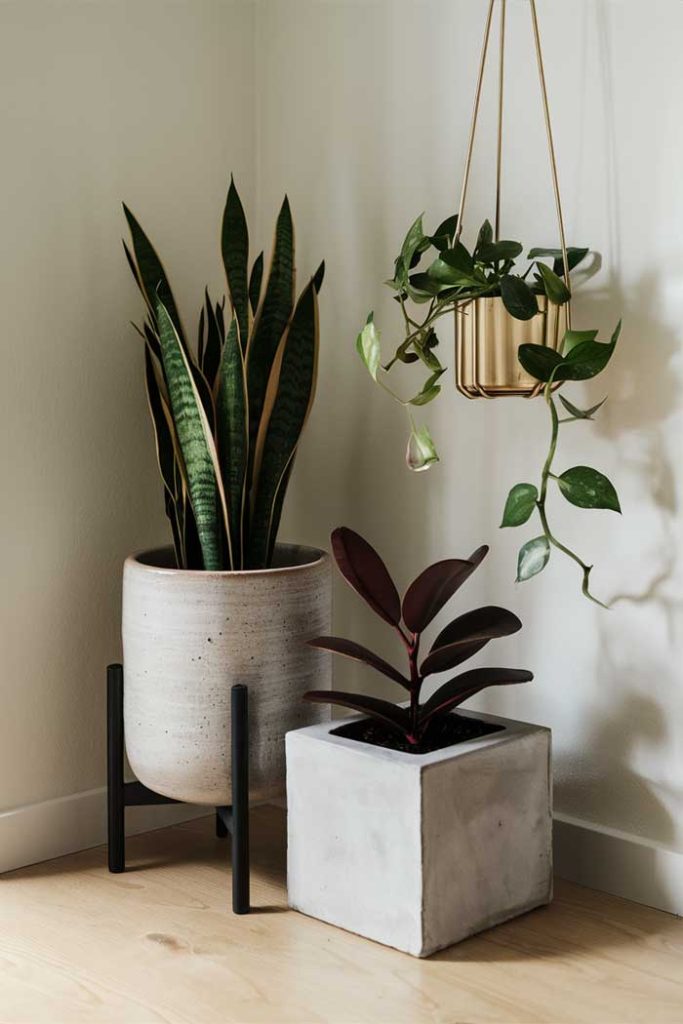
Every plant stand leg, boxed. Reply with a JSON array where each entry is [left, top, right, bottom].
[[231, 683, 250, 914], [215, 810, 228, 839], [107, 664, 125, 873], [106, 664, 250, 914]]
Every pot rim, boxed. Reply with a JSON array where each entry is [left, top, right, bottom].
[[288, 710, 549, 769], [456, 292, 568, 314], [125, 542, 329, 578]]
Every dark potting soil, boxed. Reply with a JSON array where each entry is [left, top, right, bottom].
[[331, 712, 504, 755]]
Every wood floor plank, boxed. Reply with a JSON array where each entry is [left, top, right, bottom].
[[0, 806, 681, 1024]]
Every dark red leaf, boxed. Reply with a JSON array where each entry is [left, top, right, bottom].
[[431, 605, 522, 652], [331, 527, 401, 626], [303, 690, 410, 738], [307, 636, 410, 691], [420, 638, 490, 677], [422, 606, 523, 675], [418, 667, 533, 729], [467, 544, 489, 570], [402, 559, 475, 633]]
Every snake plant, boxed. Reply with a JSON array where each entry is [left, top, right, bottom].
[[124, 179, 324, 570]]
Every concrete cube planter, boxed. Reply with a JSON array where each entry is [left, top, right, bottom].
[[122, 543, 331, 806], [287, 710, 552, 957]]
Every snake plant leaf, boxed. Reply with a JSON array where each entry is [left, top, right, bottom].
[[248, 279, 318, 567], [221, 177, 249, 347], [144, 345, 177, 498], [142, 321, 162, 364], [264, 454, 296, 566], [500, 274, 539, 320], [202, 289, 223, 389], [190, 358, 216, 433], [313, 260, 325, 294], [536, 261, 571, 304], [402, 559, 480, 633], [303, 690, 411, 739], [517, 536, 550, 582], [559, 394, 607, 420], [144, 345, 184, 567], [331, 526, 401, 627], [248, 252, 264, 317], [180, 479, 203, 570], [164, 490, 184, 569], [246, 196, 295, 469], [197, 304, 205, 369], [123, 204, 186, 347], [155, 298, 230, 570], [429, 606, 523, 655], [501, 483, 538, 527], [307, 636, 411, 691], [123, 240, 146, 303], [558, 466, 621, 512], [216, 316, 248, 568], [418, 668, 533, 729], [216, 299, 226, 344]]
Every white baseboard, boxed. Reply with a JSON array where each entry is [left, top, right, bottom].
[[3, 789, 682, 919], [554, 812, 683, 916], [0, 786, 210, 875]]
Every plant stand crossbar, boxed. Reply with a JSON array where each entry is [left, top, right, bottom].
[[106, 663, 250, 914]]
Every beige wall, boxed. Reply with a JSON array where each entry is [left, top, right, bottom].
[[0, 0, 255, 810], [2, 0, 682, 908], [260, 0, 683, 897]]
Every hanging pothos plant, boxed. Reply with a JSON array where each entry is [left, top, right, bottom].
[[356, 211, 622, 606]]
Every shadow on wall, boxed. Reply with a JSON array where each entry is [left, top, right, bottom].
[[554, 692, 676, 847]]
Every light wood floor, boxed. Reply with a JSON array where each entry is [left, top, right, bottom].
[[1, 807, 682, 1024]]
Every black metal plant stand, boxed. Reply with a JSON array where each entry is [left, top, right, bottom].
[[106, 663, 250, 914]]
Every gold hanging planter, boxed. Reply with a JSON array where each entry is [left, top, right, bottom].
[[455, 296, 569, 399], [453, 0, 572, 400]]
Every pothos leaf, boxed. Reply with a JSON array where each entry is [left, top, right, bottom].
[[558, 466, 621, 512], [517, 536, 550, 582], [501, 483, 538, 527], [500, 275, 539, 320], [562, 329, 598, 355], [536, 261, 571, 304], [393, 214, 426, 289], [356, 314, 381, 380], [406, 423, 439, 471], [559, 394, 607, 420]]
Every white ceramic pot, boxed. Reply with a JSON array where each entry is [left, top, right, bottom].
[[122, 543, 332, 806], [287, 710, 552, 957]]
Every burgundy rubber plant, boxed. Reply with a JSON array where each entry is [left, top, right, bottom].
[[304, 528, 533, 753]]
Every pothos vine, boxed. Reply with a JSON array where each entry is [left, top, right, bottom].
[[356, 210, 622, 605]]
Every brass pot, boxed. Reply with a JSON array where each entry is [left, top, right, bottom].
[[455, 295, 569, 398]]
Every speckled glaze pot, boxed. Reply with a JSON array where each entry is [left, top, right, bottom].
[[122, 543, 332, 806]]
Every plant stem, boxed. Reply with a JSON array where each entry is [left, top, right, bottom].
[[536, 379, 608, 608], [396, 625, 421, 745], [407, 634, 421, 743]]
